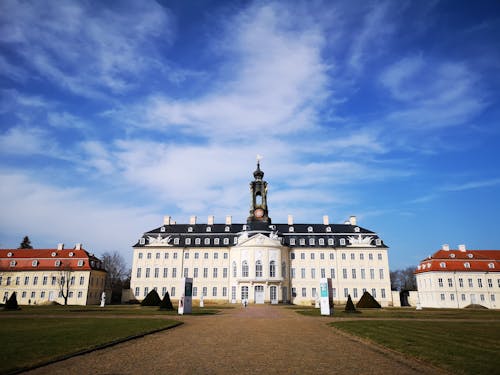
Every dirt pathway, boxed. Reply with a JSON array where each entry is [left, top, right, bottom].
[[25, 305, 447, 375]]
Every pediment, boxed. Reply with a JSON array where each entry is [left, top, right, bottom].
[[236, 233, 282, 248]]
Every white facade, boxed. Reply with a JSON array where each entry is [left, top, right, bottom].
[[415, 247, 499, 309], [130, 223, 392, 306]]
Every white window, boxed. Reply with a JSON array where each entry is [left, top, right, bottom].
[[438, 278, 443, 287], [195, 238, 201, 245], [478, 279, 483, 288], [310, 253, 315, 260], [184, 268, 188, 278], [193, 268, 198, 278], [204, 253, 209, 259], [340, 238, 346, 246], [242, 261, 249, 277], [351, 269, 356, 279], [378, 253, 382, 260], [370, 269, 375, 279], [319, 239, 325, 246], [213, 268, 218, 278], [369, 253, 373, 260], [202, 287, 207, 297], [185, 238, 191, 245], [9, 260, 16, 267], [224, 252, 228, 259], [184, 252, 189, 259], [302, 288, 307, 297], [353, 288, 358, 299], [214, 238, 220, 245], [174, 238, 179, 245], [361, 269, 366, 279], [464, 262, 470, 268], [448, 278, 453, 287], [440, 262, 446, 268], [232, 262, 237, 277], [147, 253, 151, 259], [212, 287, 217, 297], [241, 286, 248, 300], [468, 278, 473, 287], [350, 253, 355, 260], [223, 287, 227, 297], [344, 288, 348, 298], [308, 226, 313, 232], [203, 268, 208, 278], [342, 253, 346, 260], [360, 253, 364, 260], [156, 252, 160, 259], [204, 238, 210, 245], [311, 268, 316, 279], [343, 268, 347, 279], [171, 287, 175, 297], [155, 268, 159, 278], [223, 268, 228, 278], [300, 238, 305, 246], [192, 287, 197, 297], [165, 253, 169, 259], [138, 253, 143, 259], [32, 260, 38, 267], [144, 287, 149, 297], [379, 269, 384, 279], [309, 238, 315, 246], [321, 268, 326, 278], [291, 268, 296, 278], [223, 238, 229, 245], [270, 261, 276, 277], [330, 268, 335, 278], [381, 289, 386, 298], [214, 252, 218, 259], [372, 289, 377, 298], [255, 261, 263, 277], [301, 268, 306, 279], [459, 278, 463, 287], [290, 238, 296, 245], [172, 268, 177, 278], [328, 238, 334, 246], [163, 268, 168, 278], [145, 268, 150, 278], [329, 252, 334, 260]]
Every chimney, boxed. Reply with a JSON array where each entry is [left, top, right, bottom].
[[323, 215, 329, 225], [75, 243, 82, 250], [163, 216, 171, 225], [189, 216, 197, 225], [349, 216, 357, 226], [288, 215, 294, 225], [57, 243, 64, 250], [458, 244, 466, 252], [225, 215, 232, 225], [442, 244, 450, 251], [208, 215, 215, 225]]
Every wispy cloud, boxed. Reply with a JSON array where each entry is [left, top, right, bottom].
[[0, 0, 174, 96], [442, 178, 500, 192]]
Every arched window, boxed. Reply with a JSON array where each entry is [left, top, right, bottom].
[[270, 261, 276, 277], [232, 261, 237, 277], [256, 260, 263, 277], [242, 261, 249, 277]]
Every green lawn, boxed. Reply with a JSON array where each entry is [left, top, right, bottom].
[[0, 317, 181, 374], [0, 304, 226, 316], [331, 320, 500, 375]]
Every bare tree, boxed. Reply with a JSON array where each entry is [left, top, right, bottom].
[[57, 262, 73, 305], [19, 236, 33, 249], [390, 266, 417, 291], [101, 251, 129, 303]]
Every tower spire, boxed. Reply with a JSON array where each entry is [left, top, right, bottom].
[[248, 156, 270, 224]]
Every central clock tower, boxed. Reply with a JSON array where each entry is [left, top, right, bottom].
[[247, 159, 271, 224]]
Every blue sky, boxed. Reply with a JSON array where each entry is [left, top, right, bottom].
[[1, 0, 499, 269]]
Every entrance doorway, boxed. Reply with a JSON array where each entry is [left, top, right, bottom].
[[270, 286, 278, 304], [255, 285, 264, 304]]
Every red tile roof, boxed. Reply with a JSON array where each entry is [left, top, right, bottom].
[[0, 248, 105, 272], [415, 249, 500, 274]]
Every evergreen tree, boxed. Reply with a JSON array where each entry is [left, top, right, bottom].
[[141, 289, 161, 306], [19, 236, 33, 249], [4, 292, 20, 310], [344, 295, 359, 313], [159, 291, 174, 310], [356, 291, 381, 308]]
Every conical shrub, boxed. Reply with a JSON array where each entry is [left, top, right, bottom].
[[141, 289, 161, 306], [344, 294, 357, 313], [5, 292, 20, 310], [159, 291, 174, 310], [356, 291, 381, 308]]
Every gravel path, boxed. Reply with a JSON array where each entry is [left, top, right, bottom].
[[25, 305, 447, 375]]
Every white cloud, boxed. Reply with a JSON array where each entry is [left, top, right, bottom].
[[110, 2, 329, 141], [0, 126, 53, 156], [442, 178, 500, 192], [0, 0, 174, 96], [0, 170, 159, 262]]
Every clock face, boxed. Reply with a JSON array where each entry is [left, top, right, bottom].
[[254, 208, 264, 218]]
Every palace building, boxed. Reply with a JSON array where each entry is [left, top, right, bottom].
[[0, 244, 107, 306], [130, 162, 392, 306], [415, 245, 499, 309]]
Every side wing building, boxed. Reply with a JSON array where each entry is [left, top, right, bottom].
[[131, 162, 392, 306]]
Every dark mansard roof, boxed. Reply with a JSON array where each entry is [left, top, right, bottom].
[[133, 221, 387, 249]]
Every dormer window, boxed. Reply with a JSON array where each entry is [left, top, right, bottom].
[[160, 226, 165, 232], [319, 238, 325, 245], [340, 238, 346, 246], [185, 238, 191, 245], [32, 260, 38, 267], [223, 238, 229, 245], [214, 238, 220, 245], [174, 238, 179, 245], [225, 226, 230, 232], [488, 263, 495, 269], [467, 253, 473, 258], [7, 252, 13, 257], [326, 227, 331, 233], [77, 260, 84, 267], [69, 252, 74, 257], [195, 238, 201, 245], [299, 238, 305, 245], [290, 238, 296, 245], [188, 227, 193, 232], [309, 238, 315, 246], [375, 239, 382, 246], [269, 225, 276, 230], [307, 226, 313, 233], [450, 254, 456, 258], [51, 252, 57, 257], [206, 227, 211, 232], [328, 238, 334, 246], [55, 260, 61, 267], [243, 225, 247, 231], [139, 238, 145, 245], [204, 238, 210, 245], [10, 260, 16, 267], [464, 262, 470, 268], [354, 227, 360, 233], [289, 226, 294, 232], [440, 262, 446, 268]]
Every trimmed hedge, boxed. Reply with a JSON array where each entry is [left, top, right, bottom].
[[344, 295, 358, 313], [159, 292, 174, 310], [356, 291, 381, 308], [141, 289, 161, 306], [4, 292, 20, 310]]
